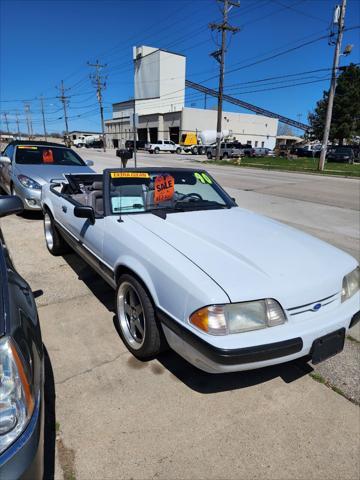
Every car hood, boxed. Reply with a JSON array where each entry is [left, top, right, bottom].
[[13, 164, 94, 184], [131, 207, 357, 308]]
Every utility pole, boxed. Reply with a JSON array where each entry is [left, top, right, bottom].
[[57, 80, 70, 145], [88, 60, 107, 152], [210, 0, 240, 161], [24, 103, 33, 140], [2, 112, 9, 135], [318, 0, 347, 171], [40, 96, 48, 141], [15, 110, 20, 139], [3, 112, 10, 135]]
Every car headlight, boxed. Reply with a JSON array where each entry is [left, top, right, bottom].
[[0, 337, 35, 454], [189, 299, 286, 335], [341, 266, 360, 302], [17, 175, 42, 190]]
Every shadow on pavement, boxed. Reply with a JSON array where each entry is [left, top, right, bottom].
[[43, 345, 56, 480], [20, 210, 43, 221], [157, 349, 313, 394], [62, 252, 114, 311]]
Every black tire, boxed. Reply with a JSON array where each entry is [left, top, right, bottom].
[[198, 147, 204, 155], [43, 210, 70, 256], [207, 151, 212, 159], [154, 147, 160, 154], [115, 274, 165, 359], [176, 147, 181, 154], [192, 146, 198, 155]]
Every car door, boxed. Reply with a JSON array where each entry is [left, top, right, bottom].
[[164, 141, 171, 152], [55, 193, 105, 262], [0, 144, 15, 193]]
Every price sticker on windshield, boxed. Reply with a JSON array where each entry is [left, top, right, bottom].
[[194, 172, 212, 184], [42, 149, 54, 163], [110, 172, 150, 178], [154, 174, 175, 203]]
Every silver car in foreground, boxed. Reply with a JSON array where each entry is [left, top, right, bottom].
[[0, 141, 94, 210]]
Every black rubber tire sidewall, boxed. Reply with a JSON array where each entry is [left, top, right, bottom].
[[115, 274, 164, 360], [44, 211, 70, 256]]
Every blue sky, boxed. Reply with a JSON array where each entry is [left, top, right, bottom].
[[1, 0, 359, 135]]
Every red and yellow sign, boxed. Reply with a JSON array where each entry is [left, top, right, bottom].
[[154, 174, 175, 203], [110, 172, 150, 178]]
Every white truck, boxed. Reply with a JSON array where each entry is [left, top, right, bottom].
[[180, 130, 231, 155], [73, 135, 101, 148], [145, 140, 182, 154]]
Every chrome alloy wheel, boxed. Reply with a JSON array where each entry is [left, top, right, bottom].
[[44, 213, 54, 250], [117, 282, 146, 350]]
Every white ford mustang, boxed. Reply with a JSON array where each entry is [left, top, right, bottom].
[[41, 168, 360, 373]]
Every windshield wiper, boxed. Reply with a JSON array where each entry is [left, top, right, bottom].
[[174, 200, 229, 210], [149, 208, 168, 219]]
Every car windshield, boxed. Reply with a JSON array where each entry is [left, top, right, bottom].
[[108, 169, 232, 215], [335, 147, 352, 153], [15, 145, 86, 166]]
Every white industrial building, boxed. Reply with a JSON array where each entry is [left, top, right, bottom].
[[105, 45, 278, 149]]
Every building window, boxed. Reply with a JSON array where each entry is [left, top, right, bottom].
[[255, 141, 258, 147], [261, 141, 265, 148], [247, 141, 252, 146]]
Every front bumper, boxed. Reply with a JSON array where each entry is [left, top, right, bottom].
[[13, 180, 42, 211], [158, 293, 360, 373], [0, 393, 44, 480]]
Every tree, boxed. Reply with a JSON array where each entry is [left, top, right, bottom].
[[277, 123, 295, 136], [308, 64, 360, 144]]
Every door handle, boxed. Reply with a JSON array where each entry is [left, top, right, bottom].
[[62, 205, 67, 213]]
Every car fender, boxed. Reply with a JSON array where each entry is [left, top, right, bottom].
[[114, 254, 160, 306]]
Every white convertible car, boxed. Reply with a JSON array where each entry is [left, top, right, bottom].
[[41, 168, 360, 373]]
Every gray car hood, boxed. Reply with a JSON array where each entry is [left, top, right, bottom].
[[14, 163, 94, 184]]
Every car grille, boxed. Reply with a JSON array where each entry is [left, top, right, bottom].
[[286, 293, 339, 317]]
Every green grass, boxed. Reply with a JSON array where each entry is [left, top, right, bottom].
[[309, 372, 350, 402], [205, 156, 360, 177], [347, 334, 360, 344]]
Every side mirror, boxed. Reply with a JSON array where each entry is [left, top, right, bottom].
[[0, 195, 23, 218], [85, 160, 94, 167], [74, 205, 95, 225], [0, 156, 11, 165]]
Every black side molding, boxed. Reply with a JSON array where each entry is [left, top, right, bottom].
[[349, 311, 360, 329], [157, 309, 303, 365]]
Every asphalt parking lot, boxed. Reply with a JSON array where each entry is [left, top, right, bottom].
[[1, 149, 359, 480]]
